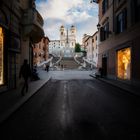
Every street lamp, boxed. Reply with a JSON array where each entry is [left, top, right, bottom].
[[97, 23, 101, 30]]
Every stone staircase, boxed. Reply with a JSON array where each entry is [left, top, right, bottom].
[[59, 57, 80, 69], [49, 54, 60, 64]]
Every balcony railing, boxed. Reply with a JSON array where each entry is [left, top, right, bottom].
[[22, 8, 43, 27]]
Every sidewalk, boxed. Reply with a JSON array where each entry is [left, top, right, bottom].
[[90, 73, 140, 97], [0, 69, 51, 124]]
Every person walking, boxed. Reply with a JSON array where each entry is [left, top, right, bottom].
[[46, 64, 49, 72], [19, 59, 31, 96]]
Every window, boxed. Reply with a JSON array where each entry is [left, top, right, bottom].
[[104, 22, 109, 39], [116, 9, 127, 33], [72, 42, 73, 46], [132, 0, 140, 23], [0, 27, 4, 85], [102, 0, 108, 15], [117, 47, 131, 80], [100, 22, 109, 41], [39, 44, 41, 49]]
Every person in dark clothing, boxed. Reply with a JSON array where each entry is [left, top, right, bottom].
[[19, 59, 31, 96], [46, 64, 49, 72], [99, 67, 103, 77], [32, 66, 40, 81]]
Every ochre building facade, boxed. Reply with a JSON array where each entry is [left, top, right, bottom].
[[0, 0, 44, 92], [94, 0, 140, 87]]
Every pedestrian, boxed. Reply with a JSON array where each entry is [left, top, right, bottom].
[[19, 59, 31, 96], [32, 66, 40, 81], [99, 67, 103, 77], [46, 64, 49, 72]]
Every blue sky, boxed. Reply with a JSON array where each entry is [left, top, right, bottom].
[[36, 0, 98, 43]]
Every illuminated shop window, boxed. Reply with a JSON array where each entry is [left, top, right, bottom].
[[117, 47, 131, 80], [0, 27, 4, 85]]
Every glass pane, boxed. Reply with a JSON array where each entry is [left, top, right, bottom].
[[117, 47, 131, 80], [0, 27, 4, 85]]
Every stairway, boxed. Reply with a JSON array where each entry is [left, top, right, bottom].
[[59, 57, 80, 69]]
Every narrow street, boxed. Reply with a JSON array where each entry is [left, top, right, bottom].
[[0, 71, 139, 140], [0, 0, 140, 140]]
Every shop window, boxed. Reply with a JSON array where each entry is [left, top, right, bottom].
[[117, 47, 131, 80], [0, 27, 4, 85]]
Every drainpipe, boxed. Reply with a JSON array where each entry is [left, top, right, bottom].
[[113, 0, 115, 33]]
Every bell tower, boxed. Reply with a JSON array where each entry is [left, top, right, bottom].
[[70, 25, 76, 37], [69, 25, 76, 48], [60, 25, 65, 47], [60, 25, 65, 39]]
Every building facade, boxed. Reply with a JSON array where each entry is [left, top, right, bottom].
[[60, 25, 76, 48], [0, 0, 44, 92], [49, 40, 62, 57], [49, 25, 77, 57], [92, 32, 98, 67], [94, 0, 140, 86], [33, 37, 50, 66], [82, 32, 98, 67]]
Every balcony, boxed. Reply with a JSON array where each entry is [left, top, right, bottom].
[[22, 8, 44, 43]]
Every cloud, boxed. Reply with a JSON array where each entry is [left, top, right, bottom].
[[36, 0, 98, 43]]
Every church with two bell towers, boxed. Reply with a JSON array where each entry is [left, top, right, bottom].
[[49, 25, 77, 57], [60, 25, 76, 49]]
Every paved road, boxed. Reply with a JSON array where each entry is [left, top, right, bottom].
[[0, 72, 140, 140]]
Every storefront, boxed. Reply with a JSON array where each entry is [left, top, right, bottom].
[[0, 27, 4, 85], [117, 47, 131, 80]]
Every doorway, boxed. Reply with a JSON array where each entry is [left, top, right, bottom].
[[102, 57, 107, 77]]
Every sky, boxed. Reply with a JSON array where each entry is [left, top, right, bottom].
[[35, 0, 98, 44]]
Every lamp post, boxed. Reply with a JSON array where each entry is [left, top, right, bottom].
[[97, 23, 101, 31]]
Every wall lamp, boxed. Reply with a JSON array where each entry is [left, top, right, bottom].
[[97, 23, 101, 30], [97, 23, 112, 34]]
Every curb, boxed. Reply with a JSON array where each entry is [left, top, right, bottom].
[[89, 74, 140, 97], [0, 76, 51, 124]]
